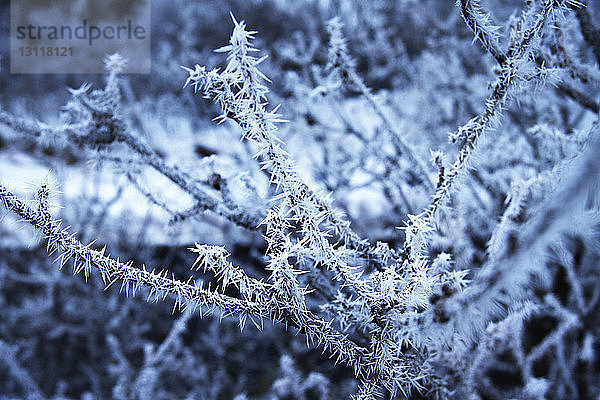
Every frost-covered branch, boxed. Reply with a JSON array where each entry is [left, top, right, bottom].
[[402, 0, 582, 263], [0, 183, 268, 318], [457, 0, 504, 64], [0, 91, 263, 230], [0, 182, 375, 380], [182, 15, 374, 299]]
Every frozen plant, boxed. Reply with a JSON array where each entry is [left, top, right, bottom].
[[1, 0, 599, 399]]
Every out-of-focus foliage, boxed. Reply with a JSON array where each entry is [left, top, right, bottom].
[[1, 0, 600, 399]]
